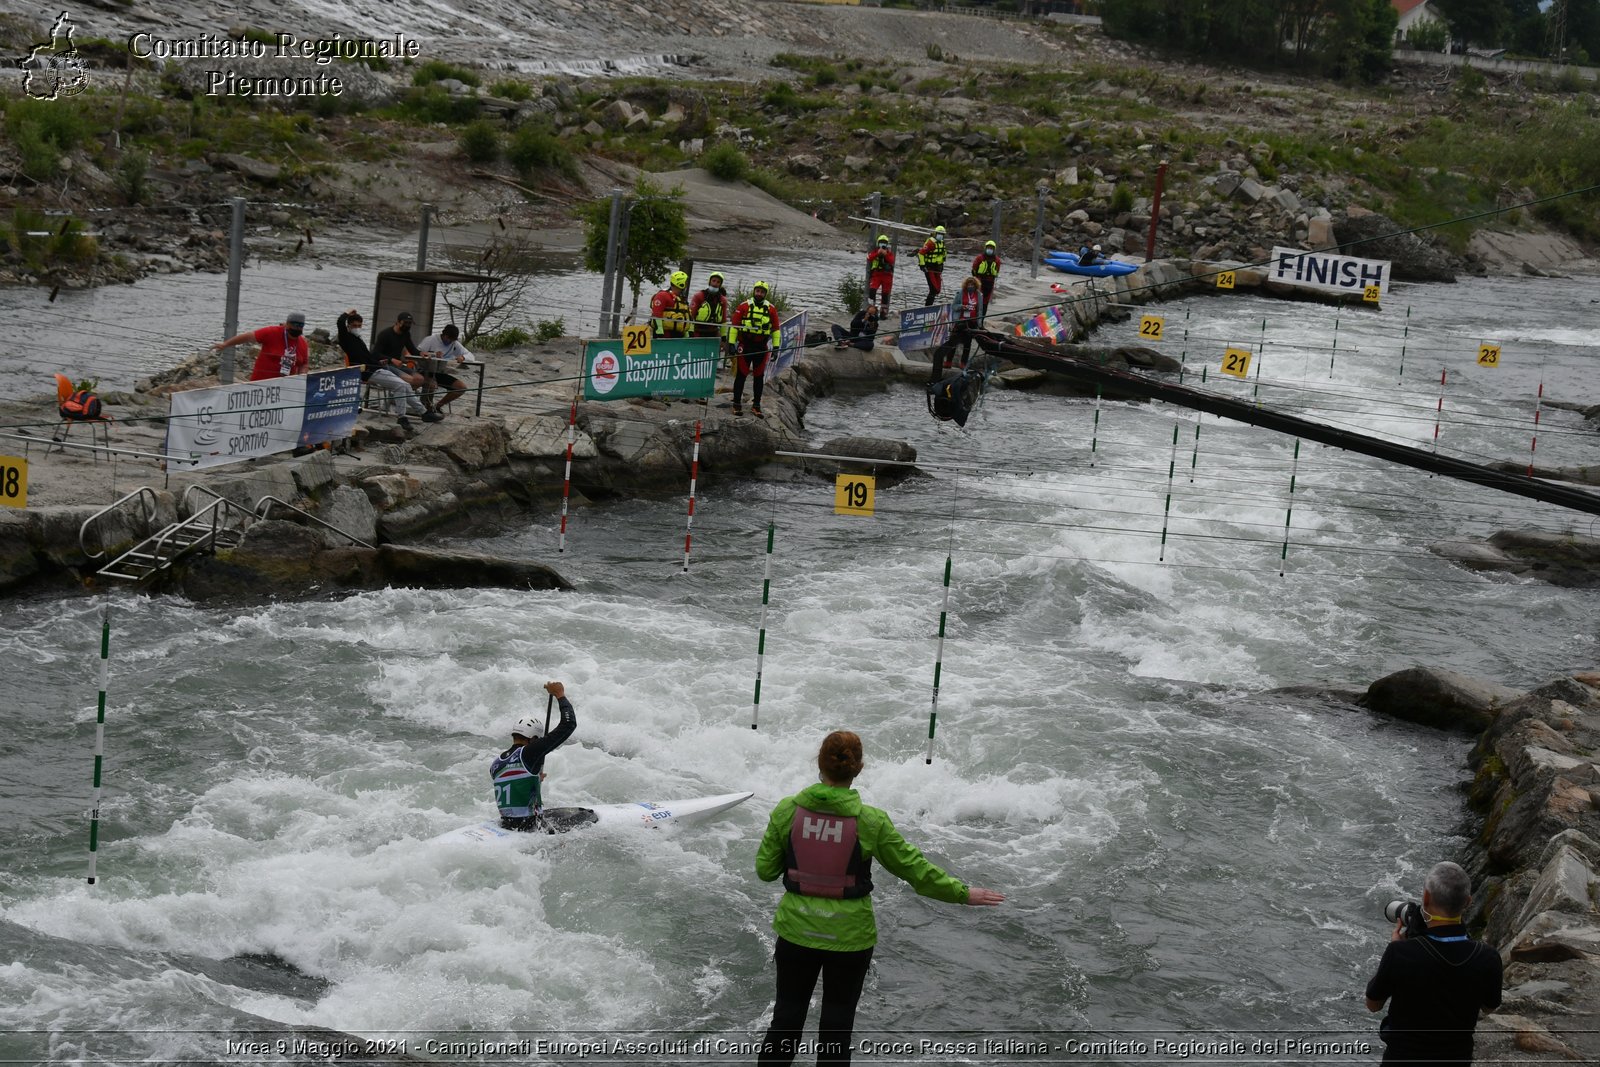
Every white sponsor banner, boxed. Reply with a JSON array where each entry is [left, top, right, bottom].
[[165, 377, 306, 470], [1269, 247, 1391, 296]]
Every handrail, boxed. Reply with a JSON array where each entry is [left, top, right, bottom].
[[254, 494, 374, 549], [79, 487, 160, 561]]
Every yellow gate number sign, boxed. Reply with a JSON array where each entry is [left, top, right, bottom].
[[621, 324, 653, 356], [1363, 285, 1382, 303], [1221, 347, 1253, 379], [1215, 271, 1236, 290], [1138, 315, 1165, 342], [834, 473, 876, 516], [1477, 343, 1502, 368], [0, 455, 27, 509]]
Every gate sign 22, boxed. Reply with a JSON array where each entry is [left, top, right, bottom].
[[621, 324, 653, 356], [834, 473, 875, 516], [1139, 315, 1165, 341]]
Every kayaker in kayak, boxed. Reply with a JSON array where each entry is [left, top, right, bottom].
[[1078, 242, 1103, 266], [490, 681, 576, 831]]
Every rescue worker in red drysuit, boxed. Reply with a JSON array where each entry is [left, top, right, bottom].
[[915, 225, 947, 306], [754, 730, 1004, 1067], [728, 280, 780, 418], [865, 235, 895, 315], [650, 270, 692, 337], [971, 240, 1001, 320]]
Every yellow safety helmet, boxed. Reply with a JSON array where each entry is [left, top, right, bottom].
[[669, 270, 688, 288], [708, 270, 724, 284], [752, 279, 770, 292], [877, 234, 890, 245], [933, 225, 946, 235], [984, 240, 997, 250]]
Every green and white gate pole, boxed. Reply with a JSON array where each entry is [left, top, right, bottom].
[[87, 606, 110, 885], [927, 551, 953, 765]]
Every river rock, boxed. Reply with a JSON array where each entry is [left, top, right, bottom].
[[809, 436, 919, 485], [1335, 209, 1459, 282], [213, 154, 283, 184], [1432, 530, 1600, 588], [1365, 665, 1522, 732]]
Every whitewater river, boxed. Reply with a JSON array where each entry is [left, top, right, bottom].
[[4, 266, 1599, 1064]]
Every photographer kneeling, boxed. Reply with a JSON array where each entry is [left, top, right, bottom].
[[1365, 861, 1502, 1065]]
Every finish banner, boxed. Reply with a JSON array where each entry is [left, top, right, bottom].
[[1269, 247, 1391, 296], [164, 368, 361, 470], [583, 337, 718, 401]]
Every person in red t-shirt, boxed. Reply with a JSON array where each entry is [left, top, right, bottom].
[[213, 312, 310, 381]]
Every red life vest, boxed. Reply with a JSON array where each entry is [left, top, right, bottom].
[[60, 390, 103, 420], [782, 806, 874, 899]]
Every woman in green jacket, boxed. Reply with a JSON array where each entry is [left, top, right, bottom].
[[755, 730, 1004, 1066]]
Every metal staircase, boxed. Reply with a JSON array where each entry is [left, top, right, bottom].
[[88, 486, 373, 585]]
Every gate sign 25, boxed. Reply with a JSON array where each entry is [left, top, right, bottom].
[[834, 473, 875, 516]]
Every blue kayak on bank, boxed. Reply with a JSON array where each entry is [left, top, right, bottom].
[[1045, 251, 1139, 278]]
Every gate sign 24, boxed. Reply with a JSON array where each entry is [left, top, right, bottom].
[[834, 473, 875, 516]]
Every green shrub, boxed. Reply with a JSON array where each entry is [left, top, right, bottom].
[[1109, 183, 1135, 212], [703, 141, 749, 181], [811, 66, 838, 88], [398, 86, 481, 124], [6, 208, 97, 271], [413, 60, 480, 87], [762, 82, 798, 108], [506, 124, 574, 177], [535, 318, 566, 342], [115, 150, 150, 205], [478, 326, 533, 349], [837, 271, 866, 314], [459, 120, 501, 164], [927, 43, 944, 61], [490, 79, 532, 102]]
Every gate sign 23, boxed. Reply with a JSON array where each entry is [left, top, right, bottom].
[[834, 473, 875, 516]]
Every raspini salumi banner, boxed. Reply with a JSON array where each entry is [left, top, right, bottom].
[[583, 338, 719, 401]]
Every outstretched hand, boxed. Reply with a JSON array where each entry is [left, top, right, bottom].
[[544, 681, 565, 699], [966, 887, 1005, 906]]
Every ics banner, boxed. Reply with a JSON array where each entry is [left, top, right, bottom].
[[767, 311, 808, 381], [164, 368, 361, 470], [1268, 247, 1391, 296], [895, 302, 955, 352], [584, 337, 719, 401]]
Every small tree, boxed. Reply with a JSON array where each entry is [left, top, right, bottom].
[[1408, 17, 1450, 52], [439, 231, 542, 343], [582, 176, 689, 322]]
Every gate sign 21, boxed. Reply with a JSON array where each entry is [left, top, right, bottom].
[[834, 473, 875, 516]]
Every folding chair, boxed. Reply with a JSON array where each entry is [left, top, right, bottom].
[[51, 373, 112, 461]]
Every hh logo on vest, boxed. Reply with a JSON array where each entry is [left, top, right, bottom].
[[783, 807, 874, 899]]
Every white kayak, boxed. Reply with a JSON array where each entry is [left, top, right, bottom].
[[430, 791, 755, 844]]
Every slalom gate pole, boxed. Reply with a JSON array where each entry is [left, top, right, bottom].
[[1327, 312, 1341, 378], [751, 518, 775, 730], [1528, 355, 1548, 476], [1279, 439, 1301, 578], [1189, 421, 1203, 484], [86, 605, 110, 885], [558, 395, 577, 553], [927, 478, 959, 765], [1160, 419, 1180, 562], [1177, 309, 1190, 385], [1090, 382, 1102, 465], [1253, 317, 1266, 406], [1432, 369, 1448, 453], [682, 416, 703, 572], [1397, 306, 1411, 383]]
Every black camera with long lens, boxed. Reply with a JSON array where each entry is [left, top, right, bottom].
[[1384, 899, 1429, 939]]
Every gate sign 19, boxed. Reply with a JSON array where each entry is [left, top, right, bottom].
[[834, 473, 875, 516]]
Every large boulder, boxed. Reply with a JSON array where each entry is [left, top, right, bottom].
[[1335, 208, 1460, 282], [1365, 666, 1522, 732]]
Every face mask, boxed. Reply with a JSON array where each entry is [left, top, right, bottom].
[[286, 326, 303, 336]]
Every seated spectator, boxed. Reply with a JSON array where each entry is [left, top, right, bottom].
[[336, 310, 426, 430], [831, 305, 881, 352], [371, 311, 440, 423], [417, 323, 473, 416]]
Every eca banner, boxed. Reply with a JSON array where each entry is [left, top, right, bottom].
[[767, 311, 808, 381], [164, 369, 361, 470], [584, 337, 719, 401], [1269, 247, 1391, 297], [895, 302, 954, 352]]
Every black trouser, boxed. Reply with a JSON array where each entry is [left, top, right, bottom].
[[830, 324, 873, 351], [733, 344, 769, 408], [757, 937, 875, 1067], [933, 320, 977, 372]]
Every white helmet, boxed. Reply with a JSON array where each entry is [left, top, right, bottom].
[[512, 715, 543, 739]]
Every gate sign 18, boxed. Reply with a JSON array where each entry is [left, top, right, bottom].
[[834, 473, 876, 516], [0, 455, 27, 509]]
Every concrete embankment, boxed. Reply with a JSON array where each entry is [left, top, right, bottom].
[[1363, 666, 1600, 1061], [0, 255, 1395, 600]]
